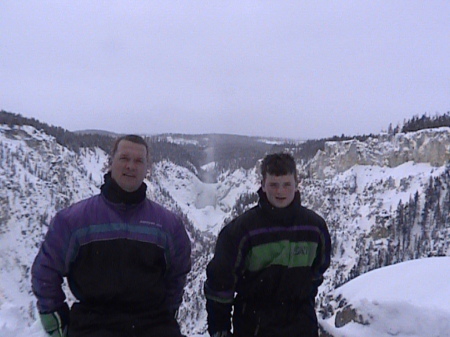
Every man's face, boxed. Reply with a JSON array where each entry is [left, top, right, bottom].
[[262, 173, 297, 208], [110, 140, 148, 192]]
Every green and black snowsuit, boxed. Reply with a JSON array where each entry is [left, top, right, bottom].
[[204, 189, 331, 337]]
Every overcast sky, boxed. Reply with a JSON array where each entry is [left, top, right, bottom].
[[1, 1, 449, 140]]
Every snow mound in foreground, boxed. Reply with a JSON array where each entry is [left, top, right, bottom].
[[321, 257, 450, 337]]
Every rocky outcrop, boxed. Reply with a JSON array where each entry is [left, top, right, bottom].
[[307, 128, 450, 179], [335, 305, 368, 328]]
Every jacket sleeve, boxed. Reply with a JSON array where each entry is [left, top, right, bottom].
[[164, 216, 191, 312], [204, 221, 246, 334], [31, 212, 71, 314], [311, 216, 332, 288]]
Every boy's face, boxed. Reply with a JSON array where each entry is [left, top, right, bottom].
[[262, 173, 297, 208]]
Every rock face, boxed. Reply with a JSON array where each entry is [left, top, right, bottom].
[[308, 128, 450, 179], [334, 305, 368, 328]]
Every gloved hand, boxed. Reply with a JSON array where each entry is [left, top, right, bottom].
[[211, 331, 233, 337], [39, 304, 69, 337]]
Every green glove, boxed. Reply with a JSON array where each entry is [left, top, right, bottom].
[[39, 304, 69, 337]]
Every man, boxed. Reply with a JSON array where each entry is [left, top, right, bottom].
[[204, 153, 331, 337], [32, 135, 191, 337]]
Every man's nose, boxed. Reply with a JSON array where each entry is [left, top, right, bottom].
[[125, 160, 136, 170]]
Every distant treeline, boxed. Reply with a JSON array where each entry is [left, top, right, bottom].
[[149, 138, 204, 169], [286, 111, 450, 162], [2, 109, 449, 174], [401, 112, 450, 133], [0, 110, 115, 153]]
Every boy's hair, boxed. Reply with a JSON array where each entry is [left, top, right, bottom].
[[110, 135, 150, 163], [260, 153, 298, 182]]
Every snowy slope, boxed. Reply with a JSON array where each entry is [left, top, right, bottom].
[[151, 160, 259, 235], [320, 257, 450, 337], [1, 123, 449, 337], [301, 159, 449, 300]]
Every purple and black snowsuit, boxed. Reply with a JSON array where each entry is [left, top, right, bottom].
[[31, 174, 191, 337]]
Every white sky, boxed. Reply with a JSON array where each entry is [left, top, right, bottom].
[[1, 1, 449, 139]]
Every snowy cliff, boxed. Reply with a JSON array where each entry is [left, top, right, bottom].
[[308, 128, 450, 179], [0, 121, 449, 336]]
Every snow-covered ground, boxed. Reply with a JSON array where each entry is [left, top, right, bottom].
[[320, 257, 450, 337], [1, 257, 448, 336]]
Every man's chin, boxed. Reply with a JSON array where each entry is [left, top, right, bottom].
[[118, 181, 140, 193]]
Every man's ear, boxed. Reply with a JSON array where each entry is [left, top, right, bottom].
[[261, 179, 266, 192]]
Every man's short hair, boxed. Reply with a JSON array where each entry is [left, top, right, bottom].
[[110, 135, 150, 162], [260, 152, 298, 182]]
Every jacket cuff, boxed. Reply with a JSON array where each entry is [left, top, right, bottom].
[[39, 304, 69, 336], [206, 299, 232, 335]]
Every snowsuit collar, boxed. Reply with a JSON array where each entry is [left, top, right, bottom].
[[257, 187, 301, 224], [100, 172, 147, 205]]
